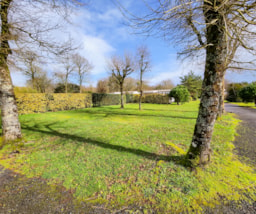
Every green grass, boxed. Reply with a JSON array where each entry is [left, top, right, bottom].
[[1, 102, 256, 213], [229, 102, 256, 109]]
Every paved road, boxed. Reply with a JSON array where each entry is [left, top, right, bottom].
[[225, 103, 256, 166]]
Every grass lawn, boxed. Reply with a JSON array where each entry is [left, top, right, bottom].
[[229, 102, 256, 109], [1, 102, 256, 213]]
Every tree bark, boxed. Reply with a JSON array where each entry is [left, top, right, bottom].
[[139, 90, 142, 110], [79, 78, 82, 93], [120, 84, 124, 109], [139, 72, 143, 110], [217, 78, 225, 119], [0, 0, 22, 142], [187, 0, 227, 165]]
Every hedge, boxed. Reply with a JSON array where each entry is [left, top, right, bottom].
[[127, 94, 170, 104], [16, 93, 92, 114], [92, 93, 122, 107]]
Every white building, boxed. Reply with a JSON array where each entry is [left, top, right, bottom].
[[111, 89, 171, 95]]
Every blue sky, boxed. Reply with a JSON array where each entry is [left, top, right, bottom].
[[11, 0, 256, 87]]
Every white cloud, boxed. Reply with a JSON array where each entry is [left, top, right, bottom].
[[81, 35, 115, 75]]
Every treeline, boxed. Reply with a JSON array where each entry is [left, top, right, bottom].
[[226, 82, 256, 105]]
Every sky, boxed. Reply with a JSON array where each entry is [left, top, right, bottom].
[[11, 0, 256, 88]]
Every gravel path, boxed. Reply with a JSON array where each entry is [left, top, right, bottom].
[[0, 103, 255, 213]]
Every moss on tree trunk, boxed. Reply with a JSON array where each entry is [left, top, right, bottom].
[[187, 0, 227, 166], [0, 0, 22, 143]]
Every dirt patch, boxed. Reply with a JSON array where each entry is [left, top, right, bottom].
[[0, 166, 109, 214]]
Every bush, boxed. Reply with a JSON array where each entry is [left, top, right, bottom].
[[16, 93, 92, 114], [92, 93, 122, 107], [14, 86, 38, 93], [239, 83, 256, 105], [126, 94, 135, 103], [54, 83, 80, 93], [130, 94, 170, 104], [16, 93, 47, 114], [226, 83, 248, 102], [169, 85, 190, 105]]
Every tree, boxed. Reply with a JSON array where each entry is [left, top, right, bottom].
[[0, 0, 82, 142], [72, 53, 93, 93], [58, 54, 75, 93], [137, 46, 150, 110], [54, 83, 80, 93], [108, 54, 135, 109], [154, 79, 175, 90], [18, 51, 42, 91], [226, 82, 249, 102], [96, 79, 109, 93], [107, 75, 119, 92], [239, 83, 256, 106], [123, 77, 138, 92], [180, 71, 202, 100], [118, 0, 256, 165], [169, 85, 190, 105], [26, 70, 53, 93]]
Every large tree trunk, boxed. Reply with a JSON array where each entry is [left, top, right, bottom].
[[0, 0, 22, 142], [187, 0, 227, 165], [0, 65, 22, 141], [217, 78, 225, 119], [139, 90, 142, 110], [139, 74, 143, 110], [120, 84, 124, 109], [65, 80, 68, 93], [79, 78, 82, 93]]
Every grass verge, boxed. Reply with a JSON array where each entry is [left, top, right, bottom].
[[0, 102, 255, 213], [229, 102, 256, 109]]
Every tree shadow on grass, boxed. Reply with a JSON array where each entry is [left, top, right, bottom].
[[68, 108, 197, 120], [22, 122, 188, 167]]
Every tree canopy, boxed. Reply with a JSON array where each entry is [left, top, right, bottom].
[[239, 83, 256, 106], [169, 85, 190, 105], [180, 71, 202, 100]]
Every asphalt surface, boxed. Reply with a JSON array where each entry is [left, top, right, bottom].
[[225, 103, 256, 166], [203, 103, 256, 214]]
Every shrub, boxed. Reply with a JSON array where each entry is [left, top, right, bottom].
[[92, 93, 122, 107], [239, 83, 256, 106], [16, 93, 47, 114], [169, 85, 190, 105], [125, 94, 135, 103], [226, 82, 248, 102], [131, 94, 170, 104], [54, 83, 80, 93], [47, 93, 92, 111], [16, 93, 92, 114]]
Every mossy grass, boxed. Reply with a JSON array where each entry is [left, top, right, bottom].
[[229, 102, 256, 109], [0, 102, 255, 213]]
